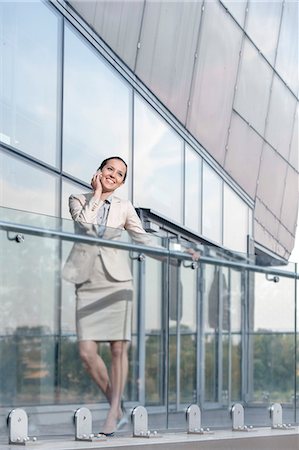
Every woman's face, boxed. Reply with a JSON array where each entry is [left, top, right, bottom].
[[99, 158, 127, 193]]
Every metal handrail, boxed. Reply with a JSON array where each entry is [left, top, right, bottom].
[[0, 219, 298, 279]]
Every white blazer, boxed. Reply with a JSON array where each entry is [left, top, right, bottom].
[[63, 193, 151, 284]]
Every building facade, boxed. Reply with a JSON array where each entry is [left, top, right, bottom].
[[0, 0, 298, 437]]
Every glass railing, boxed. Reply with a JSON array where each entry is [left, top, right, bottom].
[[0, 206, 298, 442]]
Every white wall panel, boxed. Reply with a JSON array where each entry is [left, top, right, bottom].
[[93, 0, 144, 69], [187, 0, 242, 164], [135, 0, 202, 124], [257, 144, 288, 218], [265, 76, 297, 160], [224, 112, 263, 198]]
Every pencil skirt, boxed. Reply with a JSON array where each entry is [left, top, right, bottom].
[[75, 255, 133, 342]]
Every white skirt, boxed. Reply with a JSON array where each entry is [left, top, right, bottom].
[[75, 255, 133, 341]]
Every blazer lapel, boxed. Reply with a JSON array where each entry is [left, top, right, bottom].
[[106, 196, 121, 229]]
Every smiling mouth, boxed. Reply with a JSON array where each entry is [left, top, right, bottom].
[[104, 178, 115, 184]]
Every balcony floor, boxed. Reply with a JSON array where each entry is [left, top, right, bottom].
[[0, 427, 298, 450]]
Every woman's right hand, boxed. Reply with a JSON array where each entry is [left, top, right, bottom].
[[91, 171, 103, 198]]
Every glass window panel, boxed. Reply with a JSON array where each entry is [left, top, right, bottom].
[[265, 76, 297, 160], [184, 145, 201, 233], [0, 150, 58, 216], [63, 24, 131, 197], [202, 163, 222, 244], [234, 39, 273, 135], [134, 95, 183, 224], [187, 0, 242, 163], [0, 1, 60, 167], [223, 184, 248, 253], [246, 0, 282, 65], [275, 1, 299, 94]]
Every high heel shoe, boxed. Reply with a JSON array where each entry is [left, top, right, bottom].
[[117, 400, 129, 430], [97, 431, 115, 437]]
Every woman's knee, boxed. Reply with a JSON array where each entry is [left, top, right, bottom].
[[110, 341, 127, 359], [79, 343, 97, 366]]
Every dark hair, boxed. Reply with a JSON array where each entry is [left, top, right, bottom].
[[97, 156, 128, 181]]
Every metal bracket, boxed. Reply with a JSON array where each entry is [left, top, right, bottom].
[[129, 252, 145, 262], [183, 261, 198, 270], [186, 404, 212, 434], [132, 406, 160, 438], [231, 404, 253, 431], [74, 407, 95, 441], [7, 232, 24, 243], [8, 409, 37, 445], [269, 403, 295, 430]]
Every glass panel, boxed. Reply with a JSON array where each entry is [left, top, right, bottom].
[[246, 0, 282, 65], [184, 145, 201, 233], [63, 24, 131, 199], [144, 257, 164, 405], [275, 0, 299, 94], [187, 0, 243, 163], [180, 264, 197, 404], [250, 272, 296, 407], [0, 150, 58, 216], [234, 38, 273, 135], [202, 163, 222, 244], [0, 1, 60, 167], [203, 264, 220, 403], [265, 75, 297, 160], [134, 95, 183, 224], [0, 229, 58, 405], [223, 184, 248, 253]]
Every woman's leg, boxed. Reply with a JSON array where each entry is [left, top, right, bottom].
[[78, 340, 112, 402], [102, 340, 129, 434]]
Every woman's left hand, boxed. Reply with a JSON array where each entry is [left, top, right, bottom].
[[186, 248, 201, 261]]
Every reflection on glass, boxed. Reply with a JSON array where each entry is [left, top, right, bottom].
[[134, 95, 183, 223], [63, 24, 131, 196], [202, 162, 222, 244], [223, 184, 248, 253], [0, 150, 58, 216], [0, 1, 60, 166], [252, 333, 295, 403], [185, 145, 201, 233]]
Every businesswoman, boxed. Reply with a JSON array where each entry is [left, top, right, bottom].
[[63, 156, 150, 436]]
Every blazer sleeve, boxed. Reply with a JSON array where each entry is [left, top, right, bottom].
[[124, 201, 153, 246], [69, 194, 104, 224]]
